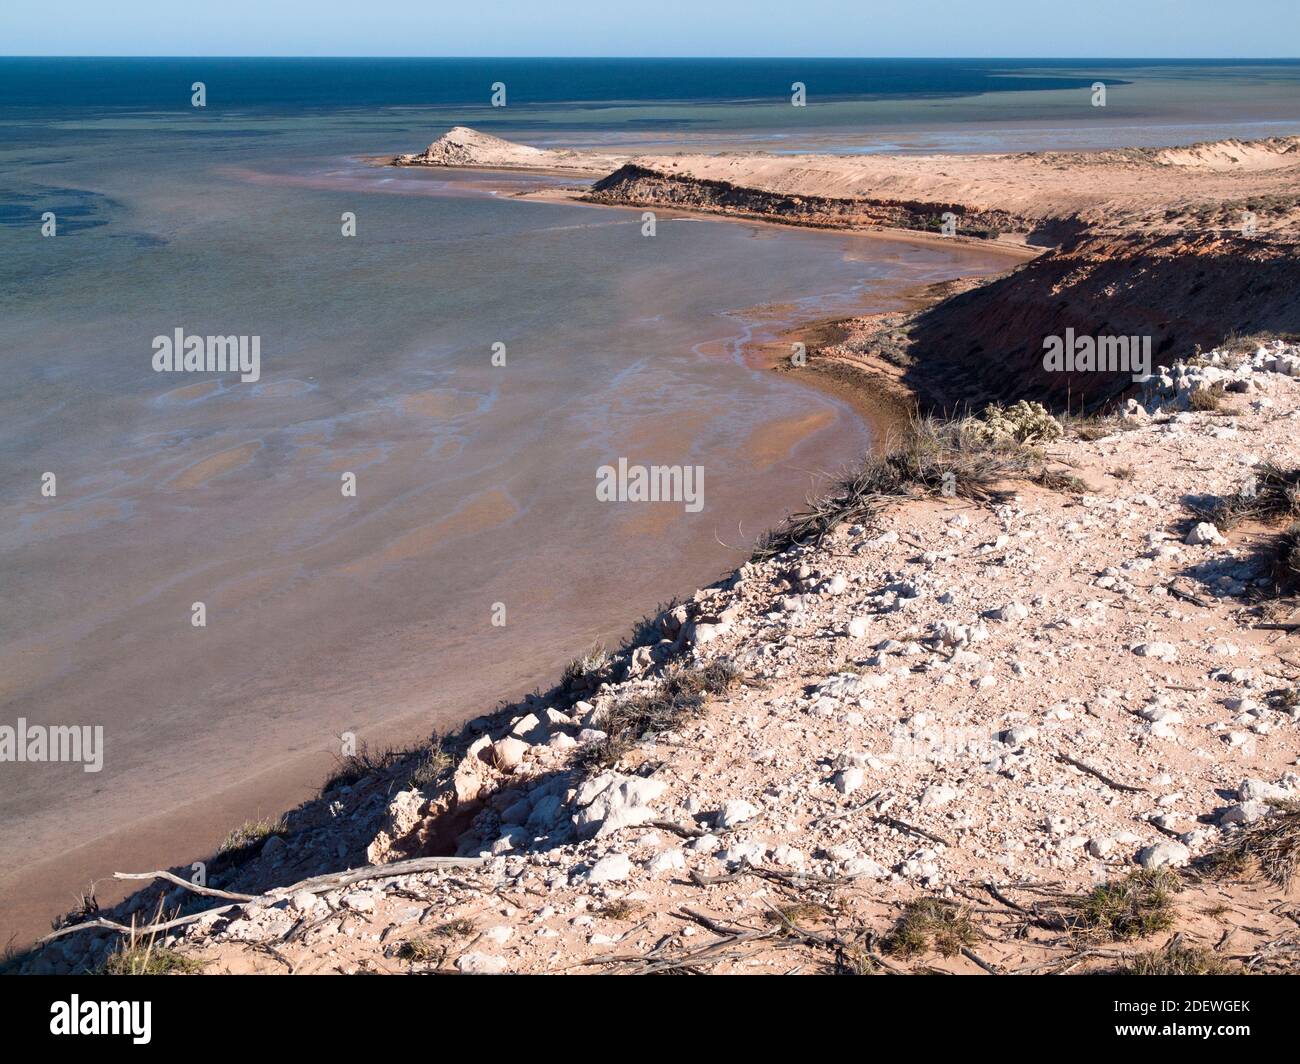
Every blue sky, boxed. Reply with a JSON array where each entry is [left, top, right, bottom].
[[3, 0, 1297, 57]]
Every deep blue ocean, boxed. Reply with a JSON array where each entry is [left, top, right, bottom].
[[1, 56, 1142, 108]]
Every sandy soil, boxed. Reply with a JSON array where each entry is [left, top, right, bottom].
[[395, 128, 1300, 242]]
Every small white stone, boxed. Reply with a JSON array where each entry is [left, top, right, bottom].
[[583, 853, 632, 884], [456, 952, 507, 975], [716, 799, 759, 828], [994, 601, 1030, 622], [1185, 522, 1226, 545], [834, 767, 865, 795], [1136, 840, 1190, 869]]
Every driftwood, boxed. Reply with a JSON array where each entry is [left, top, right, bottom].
[[649, 818, 709, 839], [38, 905, 241, 945], [1054, 753, 1146, 793], [39, 855, 489, 946], [113, 869, 257, 902], [275, 856, 488, 897], [1165, 584, 1214, 608], [873, 814, 952, 847]]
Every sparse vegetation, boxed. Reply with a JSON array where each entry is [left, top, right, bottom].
[[1033, 466, 1088, 494], [752, 414, 1038, 561], [1199, 461, 1300, 530], [407, 737, 454, 789], [561, 642, 610, 694], [1071, 869, 1179, 941], [574, 659, 741, 772], [99, 914, 205, 976], [1204, 800, 1300, 888], [1116, 944, 1240, 976], [619, 597, 684, 653], [765, 902, 829, 931], [970, 400, 1063, 444], [431, 918, 476, 938], [882, 898, 979, 958], [396, 919, 475, 964], [832, 947, 881, 975], [396, 937, 447, 964], [599, 899, 642, 920], [218, 814, 287, 857], [321, 740, 407, 794], [1269, 523, 1300, 593], [101, 943, 204, 976], [1188, 384, 1224, 411]]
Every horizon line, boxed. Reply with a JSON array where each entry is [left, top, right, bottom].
[[4, 54, 1300, 61]]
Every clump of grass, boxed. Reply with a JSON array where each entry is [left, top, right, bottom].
[[101, 943, 204, 976], [397, 919, 475, 963], [1062, 409, 1144, 441], [407, 739, 454, 789], [752, 415, 1034, 561], [396, 937, 448, 964], [1231, 521, 1300, 601], [1188, 385, 1224, 412], [321, 740, 408, 794], [599, 899, 642, 920], [832, 947, 881, 975], [659, 658, 742, 701], [217, 814, 287, 857], [573, 733, 634, 772], [1199, 462, 1300, 531], [101, 944, 204, 976], [575, 659, 741, 772], [1117, 945, 1239, 976], [431, 918, 476, 938], [882, 898, 979, 958], [618, 597, 685, 653], [561, 642, 610, 693], [1203, 800, 1300, 888], [1269, 523, 1300, 592], [51, 887, 100, 934], [1071, 869, 1179, 941], [1033, 467, 1088, 494], [100, 914, 205, 976]]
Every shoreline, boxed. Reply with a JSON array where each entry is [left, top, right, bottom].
[[2, 208, 1002, 948], [512, 182, 1045, 258]]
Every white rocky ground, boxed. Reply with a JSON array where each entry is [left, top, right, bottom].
[[27, 341, 1300, 976]]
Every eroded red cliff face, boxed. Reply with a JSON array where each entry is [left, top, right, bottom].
[[589, 165, 1300, 413], [587, 163, 1026, 241], [809, 233, 1300, 414]]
